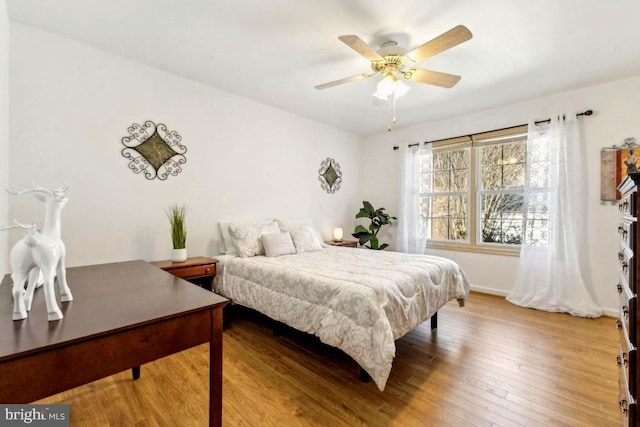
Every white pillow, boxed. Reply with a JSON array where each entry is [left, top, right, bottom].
[[276, 219, 326, 248], [219, 220, 273, 255], [229, 221, 280, 258], [287, 225, 324, 253], [262, 232, 296, 257]]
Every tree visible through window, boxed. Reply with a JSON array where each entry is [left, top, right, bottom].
[[419, 147, 469, 241], [478, 141, 526, 244], [418, 131, 534, 250]]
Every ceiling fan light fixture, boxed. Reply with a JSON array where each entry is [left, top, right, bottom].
[[316, 26, 473, 132], [373, 73, 410, 101], [392, 78, 410, 98]]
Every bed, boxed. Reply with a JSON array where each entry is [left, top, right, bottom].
[[215, 221, 470, 391]]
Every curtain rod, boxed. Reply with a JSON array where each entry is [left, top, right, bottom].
[[392, 109, 593, 150]]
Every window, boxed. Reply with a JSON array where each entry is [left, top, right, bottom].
[[419, 147, 470, 242], [478, 141, 526, 245], [418, 126, 532, 254]]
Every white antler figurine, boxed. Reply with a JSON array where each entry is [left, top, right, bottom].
[[3, 184, 73, 321], [6, 182, 69, 236]]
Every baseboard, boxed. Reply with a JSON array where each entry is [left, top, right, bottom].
[[469, 285, 617, 318], [469, 285, 509, 297]]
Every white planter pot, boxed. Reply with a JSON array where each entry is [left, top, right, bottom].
[[171, 248, 187, 262]]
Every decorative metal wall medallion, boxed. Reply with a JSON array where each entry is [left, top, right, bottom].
[[318, 157, 342, 194], [121, 120, 187, 180]]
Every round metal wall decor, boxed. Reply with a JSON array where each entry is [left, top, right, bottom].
[[121, 120, 187, 180], [318, 157, 342, 194]]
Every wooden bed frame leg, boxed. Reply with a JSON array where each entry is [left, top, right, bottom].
[[131, 366, 140, 380], [273, 322, 285, 337], [222, 302, 233, 331], [431, 312, 438, 330], [359, 367, 370, 383]]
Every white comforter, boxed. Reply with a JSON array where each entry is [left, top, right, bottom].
[[216, 246, 470, 390]]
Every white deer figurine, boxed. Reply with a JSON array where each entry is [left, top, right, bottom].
[[4, 184, 73, 321], [7, 184, 70, 310]]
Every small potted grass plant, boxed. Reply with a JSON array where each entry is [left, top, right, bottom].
[[166, 203, 187, 262]]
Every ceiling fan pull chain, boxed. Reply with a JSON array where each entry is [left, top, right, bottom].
[[387, 93, 398, 132], [387, 94, 393, 131], [392, 93, 397, 124]]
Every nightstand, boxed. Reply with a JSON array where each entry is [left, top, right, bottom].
[[151, 256, 218, 292], [325, 240, 358, 248]]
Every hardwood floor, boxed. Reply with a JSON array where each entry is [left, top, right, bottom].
[[36, 292, 621, 426]]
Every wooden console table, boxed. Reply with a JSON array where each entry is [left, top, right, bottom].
[[0, 260, 228, 427]]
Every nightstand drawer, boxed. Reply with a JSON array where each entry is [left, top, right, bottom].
[[152, 257, 219, 292], [169, 264, 216, 280]]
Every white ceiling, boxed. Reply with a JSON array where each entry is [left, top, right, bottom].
[[6, 0, 640, 136]]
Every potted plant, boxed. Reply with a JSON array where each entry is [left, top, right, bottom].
[[352, 201, 397, 250], [166, 203, 187, 262]]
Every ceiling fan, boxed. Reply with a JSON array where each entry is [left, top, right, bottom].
[[315, 25, 473, 130]]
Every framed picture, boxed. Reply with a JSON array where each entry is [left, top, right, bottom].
[[601, 138, 638, 202]]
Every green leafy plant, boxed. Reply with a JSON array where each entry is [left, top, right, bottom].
[[166, 204, 187, 249], [352, 201, 397, 250]]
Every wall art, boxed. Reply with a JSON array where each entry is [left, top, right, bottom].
[[121, 120, 187, 180], [601, 137, 638, 203], [318, 157, 342, 194]]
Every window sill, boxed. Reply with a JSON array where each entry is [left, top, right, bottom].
[[426, 241, 520, 257]]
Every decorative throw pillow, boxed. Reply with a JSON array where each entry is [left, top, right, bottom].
[[288, 225, 324, 253], [229, 221, 280, 258], [218, 221, 237, 254], [262, 232, 296, 257], [219, 220, 273, 255], [276, 219, 326, 248]]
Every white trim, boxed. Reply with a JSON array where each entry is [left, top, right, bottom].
[[470, 285, 509, 297], [470, 287, 616, 317]]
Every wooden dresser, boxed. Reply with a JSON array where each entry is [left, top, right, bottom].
[[617, 173, 639, 426]]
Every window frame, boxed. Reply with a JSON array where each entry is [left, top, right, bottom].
[[423, 126, 529, 256], [475, 139, 527, 248], [419, 145, 471, 244]]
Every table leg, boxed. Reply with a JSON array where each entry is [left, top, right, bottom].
[[209, 306, 224, 427], [131, 366, 140, 380]]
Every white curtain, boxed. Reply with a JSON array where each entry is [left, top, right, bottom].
[[396, 144, 431, 253], [506, 112, 602, 317]]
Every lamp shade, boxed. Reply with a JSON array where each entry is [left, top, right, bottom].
[[333, 227, 343, 242], [373, 74, 410, 101], [393, 79, 410, 98]]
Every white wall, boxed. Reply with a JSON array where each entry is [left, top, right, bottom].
[[8, 23, 362, 267], [8, 21, 639, 316], [0, 0, 9, 277], [362, 75, 640, 315]]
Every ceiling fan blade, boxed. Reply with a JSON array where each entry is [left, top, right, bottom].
[[406, 25, 472, 64], [315, 72, 375, 90], [338, 35, 384, 62], [406, 69, 461, 88]]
